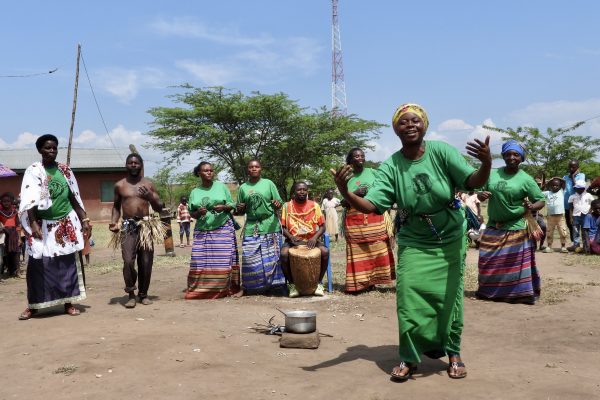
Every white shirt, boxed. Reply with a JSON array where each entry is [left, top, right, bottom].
[[321, 197, 341, 210], [568, 192, 594, 216]]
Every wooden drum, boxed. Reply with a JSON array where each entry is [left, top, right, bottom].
[[289, 245, 321, 295]]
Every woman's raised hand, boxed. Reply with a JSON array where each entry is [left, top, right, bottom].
[[466, 135, 492, 164], [330, 165, 353, 196]]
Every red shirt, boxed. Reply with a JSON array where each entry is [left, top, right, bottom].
[[0, 206, 18, 227]]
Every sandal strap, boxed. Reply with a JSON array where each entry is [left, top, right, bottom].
[[450, 361, 466, 368]]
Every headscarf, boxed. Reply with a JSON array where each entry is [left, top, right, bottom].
[[392, 103, 429, 132], [501, 140, 526, 161]]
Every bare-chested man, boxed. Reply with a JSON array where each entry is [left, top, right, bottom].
[[110, 154, 164, 308]]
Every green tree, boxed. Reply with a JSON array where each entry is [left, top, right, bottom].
[[147, 86, 384, 199], [483, 122, 600, 180]]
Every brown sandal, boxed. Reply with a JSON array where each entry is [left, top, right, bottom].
[[64, 305, 80, 316], [18, 308, 37, 320], [390, 361, 417, 382], [447, 361, 467, 379]]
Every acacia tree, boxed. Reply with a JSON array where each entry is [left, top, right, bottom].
[[147, 86, 384, 198], [483, 122, 600, 180]]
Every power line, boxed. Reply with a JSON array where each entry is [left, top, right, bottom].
[[80, 50, 124, 161], [0, 68, 58, 78]]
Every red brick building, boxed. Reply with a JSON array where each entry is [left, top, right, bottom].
[[0, 148, 126, 221]]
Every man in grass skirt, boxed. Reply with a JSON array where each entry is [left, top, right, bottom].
[[110, 153, 165, 308]]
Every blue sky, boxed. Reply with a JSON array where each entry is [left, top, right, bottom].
[[2, 1, 600, 174]]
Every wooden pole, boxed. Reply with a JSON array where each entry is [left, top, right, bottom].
[[66, 43, 81, 166]]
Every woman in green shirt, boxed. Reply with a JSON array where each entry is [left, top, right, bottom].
[[333, 103, 491, 381], [185, 162, 241, 299], [476, 140, 545, 304], [236, 160, 286, 294]]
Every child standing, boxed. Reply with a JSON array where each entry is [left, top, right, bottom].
[[568, 180, 594, 252], [0, 192, 21, 276], [177, 196, 191, 248], [582, 199, 600, 254], [542, 177, 569, 253]]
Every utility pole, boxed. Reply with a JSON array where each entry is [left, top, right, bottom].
[[331, 0, 347, 116], [66, 43, 81, 166]]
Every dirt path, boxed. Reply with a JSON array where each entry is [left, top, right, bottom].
[[1, 247, 599, 400]]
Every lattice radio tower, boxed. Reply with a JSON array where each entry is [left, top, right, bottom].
[[331, 0, 347, 115]]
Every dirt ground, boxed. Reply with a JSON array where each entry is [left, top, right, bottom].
[[1, 240, 600, 400]]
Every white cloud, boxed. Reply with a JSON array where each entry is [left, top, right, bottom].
[[71, 125, 145, 148], [150, 17, 273, 47], [365, 140, 396, 162], [11, 132, 38, 148], [437, 119, 473, 132], [508, 98, 600, 127], [175, 61, 240, 86], [96, 67, 169, 104], [151, 17, 323, 86], [426, 131, 449, 142], [73, 129, 97, 144]]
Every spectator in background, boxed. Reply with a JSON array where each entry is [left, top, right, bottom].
[[568, 180, 594, 252], [563, 160, 585, 242], [542, 177, 569, 253], [583, 199, 600, 254], [177, 196, 191, 248], [0, 192, 21, 277]]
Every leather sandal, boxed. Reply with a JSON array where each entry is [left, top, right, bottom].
[[390, 361, 417, 382], [18, 308, 37, 320], [64, 305, 81, 316], [447, 361, 467, 379]]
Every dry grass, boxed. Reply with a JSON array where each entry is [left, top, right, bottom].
[[540, 277, 583, 305], [53, 364, 78, 375]]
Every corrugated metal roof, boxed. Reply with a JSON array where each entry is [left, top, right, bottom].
[[0, 148, 127, 171]]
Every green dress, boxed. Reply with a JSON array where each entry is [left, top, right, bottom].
[[365, 141, 476, 363]]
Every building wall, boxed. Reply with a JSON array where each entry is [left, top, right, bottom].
[[0, 171, 125, 222]]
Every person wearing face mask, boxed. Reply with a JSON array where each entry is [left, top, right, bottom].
[[333, 103, 491, 381], [18, 134, 89, 320], [476, 141, 545, 305], [184, 161, 241, 299]]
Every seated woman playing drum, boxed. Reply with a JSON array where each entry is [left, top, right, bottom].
[[280, 181, 329, 297]]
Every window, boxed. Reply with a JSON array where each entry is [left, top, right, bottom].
[[100, 181, 115, 202]]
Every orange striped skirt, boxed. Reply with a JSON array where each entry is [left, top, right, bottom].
[[344, 209, 395, 292]]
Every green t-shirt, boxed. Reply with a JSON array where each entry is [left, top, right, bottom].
[[365, 140, 476, 248], [482, 168, 545, 230], [238, 178, 282, 236], [37, 166, 73, 220], [347, 167, 378, 192], [188, 181, 235, 231]]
